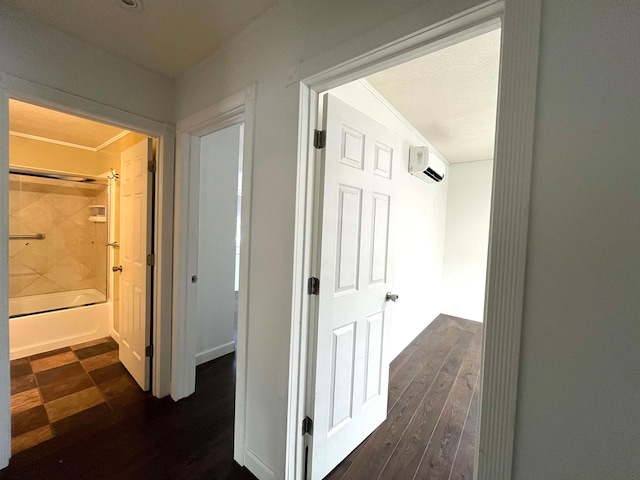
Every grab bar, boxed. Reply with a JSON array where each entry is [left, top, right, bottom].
[[9, 234, 45, 240]]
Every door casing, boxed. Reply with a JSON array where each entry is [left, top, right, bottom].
[[172, 84, 256, 467], [289, 1, 542, 479]]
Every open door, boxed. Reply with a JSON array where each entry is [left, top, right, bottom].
[[309, 95, 400, 479], [119, 138, 153, 390]]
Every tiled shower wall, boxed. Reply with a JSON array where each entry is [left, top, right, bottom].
[[9, 174, 108, 298]]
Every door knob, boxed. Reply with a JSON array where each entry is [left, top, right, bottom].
[[112, 265, 123, 272], [385, 292, 399, 302]]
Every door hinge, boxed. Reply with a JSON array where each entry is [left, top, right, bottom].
[[307, 277, 320, 295], [302, 416, 314, 436], [313, 129, 326, 149], [145, 345, 153, 357], [148, 159, 157, 173], [147, 254, 155, 266]]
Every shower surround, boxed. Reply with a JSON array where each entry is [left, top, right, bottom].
[[9, 174, 108, 307]]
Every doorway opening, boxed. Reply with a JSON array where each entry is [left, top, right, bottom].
[[6, 99, 156, 454], [194, 123, 244, 370], [171, 85, 255, 468], [305, 29, 500, 477], [289, 0, 539, 472]]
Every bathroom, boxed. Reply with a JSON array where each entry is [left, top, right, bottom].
[[8, 99, 154, 453]]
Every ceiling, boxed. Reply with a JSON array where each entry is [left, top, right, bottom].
[[366, 29, 501, 164], [5, 8, 500, 162], [9, 100, 128, 150], [2, 0, 278, 78]]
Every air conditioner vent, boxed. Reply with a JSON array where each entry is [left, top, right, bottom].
[[409, 147, 446, 184]]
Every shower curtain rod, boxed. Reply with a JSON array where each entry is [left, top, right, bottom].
[[9, 166, 109, 185]]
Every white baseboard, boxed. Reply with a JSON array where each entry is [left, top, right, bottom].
[[244, 447, 275, 480], [195, 341, 236, 366]]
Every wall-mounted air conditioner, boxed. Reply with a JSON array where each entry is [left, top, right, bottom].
[[409, 146, 446, 183]]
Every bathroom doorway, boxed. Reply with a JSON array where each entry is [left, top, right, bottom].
[[6, 99, 156, 454]]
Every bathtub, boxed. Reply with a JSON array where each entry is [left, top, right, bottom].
[[9, 289, 111, 360]]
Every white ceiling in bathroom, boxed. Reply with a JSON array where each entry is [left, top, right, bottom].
[[366, 28, 501, 164], [1, 0, 279, 78], [9, 100, 129, 150]]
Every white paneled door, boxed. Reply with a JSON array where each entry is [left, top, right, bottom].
[[310, 95, 400, 479], [119, 138, 153, 390]]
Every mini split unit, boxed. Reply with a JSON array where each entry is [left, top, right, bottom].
[[409, 146, 446, 183]]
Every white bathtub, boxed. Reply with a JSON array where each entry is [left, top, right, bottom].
[[9, 288, 106, 318], [9, 289, 110, 360]]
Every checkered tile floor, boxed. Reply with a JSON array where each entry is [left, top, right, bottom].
[[10, 337, 149, 455]]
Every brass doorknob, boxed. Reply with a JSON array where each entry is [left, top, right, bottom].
[[112, 265, 123, 272]]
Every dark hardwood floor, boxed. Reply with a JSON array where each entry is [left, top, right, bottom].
[[325, 314, 482, 480], [0, 353, 256, 480]]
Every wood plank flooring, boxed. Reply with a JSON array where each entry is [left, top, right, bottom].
[[325, 314, 482, 480], [0, 353, 256, 480]]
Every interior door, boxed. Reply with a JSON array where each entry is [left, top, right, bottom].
[[310, 94, 400, 479], [119, 138, 153, 390]]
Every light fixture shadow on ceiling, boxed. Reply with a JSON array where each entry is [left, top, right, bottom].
[[118, 0, 143, 11]]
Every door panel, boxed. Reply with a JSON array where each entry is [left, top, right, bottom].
[[340, 126, 365, 169], [364, 311, 384, 403], [335, 185, 362, 293], [370, 193, 390, 285], [373, 142, 393, 178], [119, 138, 153, 391], [310, 95, 401, 479], [330, 323, 356, 431]]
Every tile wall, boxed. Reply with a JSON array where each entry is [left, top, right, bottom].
[[9, 174, 108, 298]]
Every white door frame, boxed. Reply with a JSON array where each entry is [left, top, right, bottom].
[[288, 1, 541, 479], [0, 73, 176, 467], [172, 84, 256, 466]]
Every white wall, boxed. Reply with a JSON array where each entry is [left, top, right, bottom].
[[441, 160, 492, 322], [0, 6, 175, 123], [330, 81, 449, 360], [513, 2, 640, 479], [195, 124, 242, 366]]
